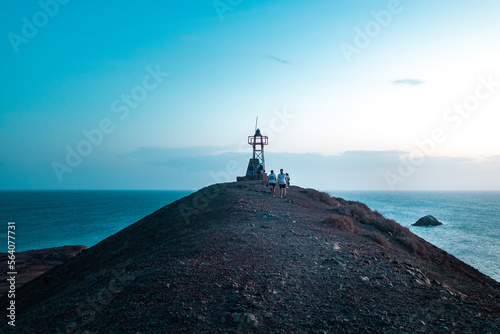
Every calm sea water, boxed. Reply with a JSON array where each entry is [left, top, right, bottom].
[[0, 190, 192, 252], [1, 190, 498, 282], [332, 191, 500, 282]]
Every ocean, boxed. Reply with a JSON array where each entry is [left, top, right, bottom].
[[0, 190, 192, 253], [332, 191, 500, 282], [1, 189, 498, 282]]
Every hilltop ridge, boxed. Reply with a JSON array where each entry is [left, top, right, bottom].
[[2, 181, 499, 333]]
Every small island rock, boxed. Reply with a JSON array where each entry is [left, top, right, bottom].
[[413, 215, 443, 226]]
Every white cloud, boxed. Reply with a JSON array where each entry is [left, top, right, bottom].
[[391, 78, 424, 86], [115, 148, 500, 191], [263, 54, 292, 65]]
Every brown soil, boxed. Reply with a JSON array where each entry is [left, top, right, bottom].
[[0, 245, 87, 297], [1, 181, 499, 333]]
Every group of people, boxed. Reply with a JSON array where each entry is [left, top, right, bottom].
[[267, 169, 290, 198]]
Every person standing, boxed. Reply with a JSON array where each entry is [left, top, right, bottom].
[[285, 173, 290, 188], [268, 170, 277, 197], [257, 163, 264, 177], [277, 169, 287, 198]]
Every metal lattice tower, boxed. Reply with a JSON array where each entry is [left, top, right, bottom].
[[248, 128, 268, 174]]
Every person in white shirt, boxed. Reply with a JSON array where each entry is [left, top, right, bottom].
[[285, 173, 290, 188], [268, 170, 277, 197], [277, 169, 287, 198]]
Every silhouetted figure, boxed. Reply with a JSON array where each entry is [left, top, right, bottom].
[[258, 163, 264, 178], [278, 169, 287, 198], [268, 170, 277, 197]]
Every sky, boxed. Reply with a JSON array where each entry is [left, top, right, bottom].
[[1, 0, 500, 191]]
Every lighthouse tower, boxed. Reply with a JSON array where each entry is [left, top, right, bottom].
[[237, 127, 268, 181]]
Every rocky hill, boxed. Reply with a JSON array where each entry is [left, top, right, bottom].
[[0, 245, 86, 297], [2, 181, 499, 333]]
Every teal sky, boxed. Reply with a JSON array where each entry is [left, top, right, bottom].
[[1, 0, 500, 190]]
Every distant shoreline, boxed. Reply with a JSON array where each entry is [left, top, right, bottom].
[[0, 245, 87, 296]]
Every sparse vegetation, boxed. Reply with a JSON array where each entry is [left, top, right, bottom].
[[331, 202, 412, 238], [368, 217, 413, 238], [367, 231, 391, 248], [326, 198, 435, 255], [299, 189, 340, 207], [326, 214, 355, 233], [318, 191, 339, 206], [396, 236, 427, 257]]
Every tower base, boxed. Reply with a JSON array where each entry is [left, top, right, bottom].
[[237, 172, 268, 182]]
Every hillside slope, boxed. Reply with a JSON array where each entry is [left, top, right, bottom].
[[0, 245, 86, 297], [3, 181, 499, 333]]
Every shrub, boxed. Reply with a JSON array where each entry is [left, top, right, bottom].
[[330, 201, 414, 240], [368, 231, 391, 248], [368, 218, 413, 238], [396, 236, 427, 257], [318, 191, 339, 207], [333, 202, 379, 223], [327, 214, 355, 233], [299, 189, 340, 207]]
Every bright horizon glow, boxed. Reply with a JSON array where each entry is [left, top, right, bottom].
[[1, 0, 499, 190]]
